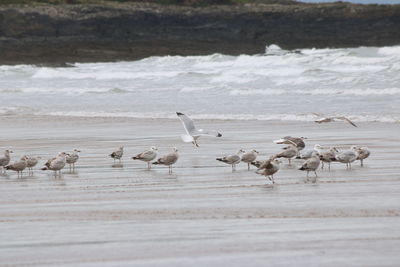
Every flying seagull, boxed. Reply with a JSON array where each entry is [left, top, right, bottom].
[[312, 113, 357, 127], [176, 112, 222, 147]]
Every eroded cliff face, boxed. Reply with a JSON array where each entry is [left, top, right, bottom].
[[0, 2, 399, 64]]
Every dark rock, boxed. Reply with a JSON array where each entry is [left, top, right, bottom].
[[0, 2, 399, 65]]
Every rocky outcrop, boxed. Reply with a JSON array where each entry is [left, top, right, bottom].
[[0, 2, 399, 64]]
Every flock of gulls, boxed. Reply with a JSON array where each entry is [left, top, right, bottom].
[[0, 112, 369, 184]]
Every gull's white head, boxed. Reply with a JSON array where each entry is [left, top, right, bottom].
[[273, 159, 282, 165], [238, 149, 245, 154], [314, 144, 323, 150], [172, 147, 178, 152], [252, 149, 259, 154], [151, 146, 158, 151], [74, 149, 81, 153]]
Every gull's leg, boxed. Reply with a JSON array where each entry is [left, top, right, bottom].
[[248, 163, 250, 171], [360, 159, 363, 167], [314, 171, 318, 177], [328, 162, 331, 171], [321, 161, 324, 170], [288, 158, 291, 166]]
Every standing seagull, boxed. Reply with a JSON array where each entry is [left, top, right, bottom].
[[66, 149, 81, 172], [335, 149, 358, 169], [132, 146, 158, 170], [273, 144, 298, 166], [0, 150, 13, 173], [153, 147, 179, 174], [241, 149, 259, 170], [351, 146, 370, 167], [319, 147, 338, 171], [176, 112, 222, 147], [313, 113, 357, 127], [41, 152, 67, 177], [255, 158, 282, 184], [110, 147, 123, 163], [299, 152, 321, 182], [25, 155, 41, 175], [216, 149, 244, 172], [274, 136, 306, 157], [5, 156, 28, 178]]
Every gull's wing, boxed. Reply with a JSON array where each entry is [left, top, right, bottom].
[[335, 117, 358, 127], [196, 129, 222, 137], [176, 112, 196, 135]]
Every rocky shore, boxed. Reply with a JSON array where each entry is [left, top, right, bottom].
[[0, 1, 399, 65]]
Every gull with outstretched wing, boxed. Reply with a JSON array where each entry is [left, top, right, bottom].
[[312, 113, 358, 127], [176, 112, 222, 147]]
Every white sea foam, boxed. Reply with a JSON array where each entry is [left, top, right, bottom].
[[1, 45, 399, 123]]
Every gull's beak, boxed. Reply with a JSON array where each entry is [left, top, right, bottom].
[[273, 139, 285, 144], [217, 133, 222, 137]]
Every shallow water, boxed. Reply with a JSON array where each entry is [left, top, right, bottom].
[[0, 117, 399, 266], [1, 45, 400, 123]]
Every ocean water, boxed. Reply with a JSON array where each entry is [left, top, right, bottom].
[[1, 45, 399, 123]]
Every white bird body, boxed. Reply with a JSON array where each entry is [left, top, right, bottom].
[[241, 150, 259, 170], [298, 149, 316, 159], [335, 150, 357, 169], [256, 158, 281, 184], [351, 146, 370, 166], [153, 147, 179, 174], [176, 112, 222, 147], [217, 149, 244, 171], [42, 152, 67, 177], [132, 146, 158, 169]]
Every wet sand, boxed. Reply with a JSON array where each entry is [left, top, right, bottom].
[[0, 115, 399, 266]]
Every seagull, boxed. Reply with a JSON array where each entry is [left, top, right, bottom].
[[241, 149, 259, 170], [110, 147, 123, 163], [0, 150, 13, 173], [5, 156, 28, 178], [319, 147, 338, 170], [66, 149, 81, 172], [335, 149, 358, 169], [153, 147, 179, 174], [312, 113, 357, 127], [24, 155, 41, 175], [132, 146, 158, 170], [41, 152, 67, 177], [273, 144, 298, 165], [298, 149, 316, 160], [274, 136, 306, 157], [351, 146, 370, 167], [216, 149, 244, 172], [255, 158, 282, 184], [176, 112, 222, 147], [299, 152, 320, 182]]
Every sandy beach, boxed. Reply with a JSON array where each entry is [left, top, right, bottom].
[[0, 115, 399, 266]]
